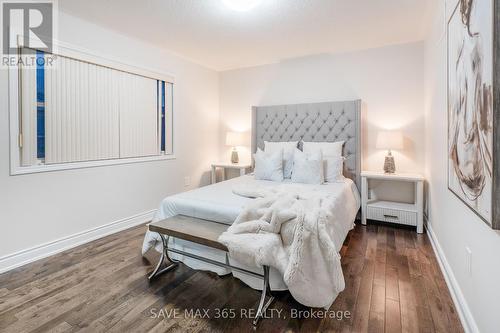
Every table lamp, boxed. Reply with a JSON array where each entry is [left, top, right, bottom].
[[226, 131, 244, 164], [376, 131, 403, 174]]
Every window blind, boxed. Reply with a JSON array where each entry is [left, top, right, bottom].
[[118, 72, 158, 159], [18, 48, 173, 167], [20, 55, 38, 167]]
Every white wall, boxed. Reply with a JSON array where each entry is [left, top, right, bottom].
[[219, 42, 425, 175], [424, 1, 500, 332], [0, 11, 220, 264]]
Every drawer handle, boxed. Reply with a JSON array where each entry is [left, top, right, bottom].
[[383, 214, 399, 219]]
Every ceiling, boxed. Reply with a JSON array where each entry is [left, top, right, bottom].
[[59, 0, 432, 71]]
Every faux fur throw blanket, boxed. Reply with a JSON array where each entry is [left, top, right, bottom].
[[218, 184, 345, 309]]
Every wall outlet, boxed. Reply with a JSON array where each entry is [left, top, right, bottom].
[[184, 176, 191, 187], [465, 246, 472, 276]]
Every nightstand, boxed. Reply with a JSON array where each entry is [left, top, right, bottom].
[[211, 162, 252, 184], [361, 171, 424, 233]]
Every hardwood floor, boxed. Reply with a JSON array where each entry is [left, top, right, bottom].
[[0, 222, 463, 333]]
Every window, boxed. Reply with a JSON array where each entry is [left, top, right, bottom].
[[10, 41, 174, 174]]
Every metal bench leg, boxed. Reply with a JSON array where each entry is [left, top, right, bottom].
[[164, 235, 180, 264], [253, 265, 275, 326], [148, 233, 178, 280]]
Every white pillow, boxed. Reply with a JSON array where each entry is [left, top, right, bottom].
[[324, 157, 345, 182], [302, 141, 344, 158], [291, 149, 324, 184], [303, 141, 345, 181], [264, 141, 298, 179], [254, 148, 284, 182]]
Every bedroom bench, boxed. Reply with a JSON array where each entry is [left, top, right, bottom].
[[147, 215, 275, 326]]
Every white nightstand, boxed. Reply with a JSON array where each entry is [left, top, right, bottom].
[[211, 162, 252, 184], [361, 171, 425, 233]]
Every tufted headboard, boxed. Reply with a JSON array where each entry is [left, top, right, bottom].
[[251, 100, 361, 189]]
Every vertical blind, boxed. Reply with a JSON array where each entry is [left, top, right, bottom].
[[19, 49, 174, 167]]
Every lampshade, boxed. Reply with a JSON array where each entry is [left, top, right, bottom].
[[376, 131, 404, 150], [225, 131, 245, 147]]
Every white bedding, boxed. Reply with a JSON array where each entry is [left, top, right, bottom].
[[142, 175, 360, 291]]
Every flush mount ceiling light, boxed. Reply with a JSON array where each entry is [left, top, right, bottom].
[[222, 0, 262, 11]]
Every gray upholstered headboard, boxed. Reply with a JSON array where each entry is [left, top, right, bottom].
[[251, 100, 361, 189]]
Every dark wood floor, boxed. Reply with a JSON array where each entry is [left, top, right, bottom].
[[0, 222, 463, 333]]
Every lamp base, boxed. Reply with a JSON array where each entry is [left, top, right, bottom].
[[231, 149, 239, 164], [383, 154, 396, 174]]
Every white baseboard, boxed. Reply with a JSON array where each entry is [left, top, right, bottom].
[[426, 223, 479, 333], [0, 209, 156, 274]]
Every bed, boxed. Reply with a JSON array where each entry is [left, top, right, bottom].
[[142, 100, 362, 292]]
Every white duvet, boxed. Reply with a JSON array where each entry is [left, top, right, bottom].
[[142, 175, 360, 302]]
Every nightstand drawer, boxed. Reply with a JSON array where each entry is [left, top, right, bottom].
[[366, 205, 417, 226]]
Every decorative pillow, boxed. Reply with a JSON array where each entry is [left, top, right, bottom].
[[303, 141, 345, 182], [324, 157, 345, 182], [254, 148, 284, 182], [291, 149, 324, 184], [302, 141, 344, 158], [264, 141, 298, 179]]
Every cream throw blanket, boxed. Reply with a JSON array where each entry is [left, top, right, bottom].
[[218, 184, 346, 309]]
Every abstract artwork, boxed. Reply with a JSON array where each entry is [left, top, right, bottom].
[[447, 0, 499, 228]]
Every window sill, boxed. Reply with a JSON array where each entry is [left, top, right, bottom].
[[10, 154, 176, 176]]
